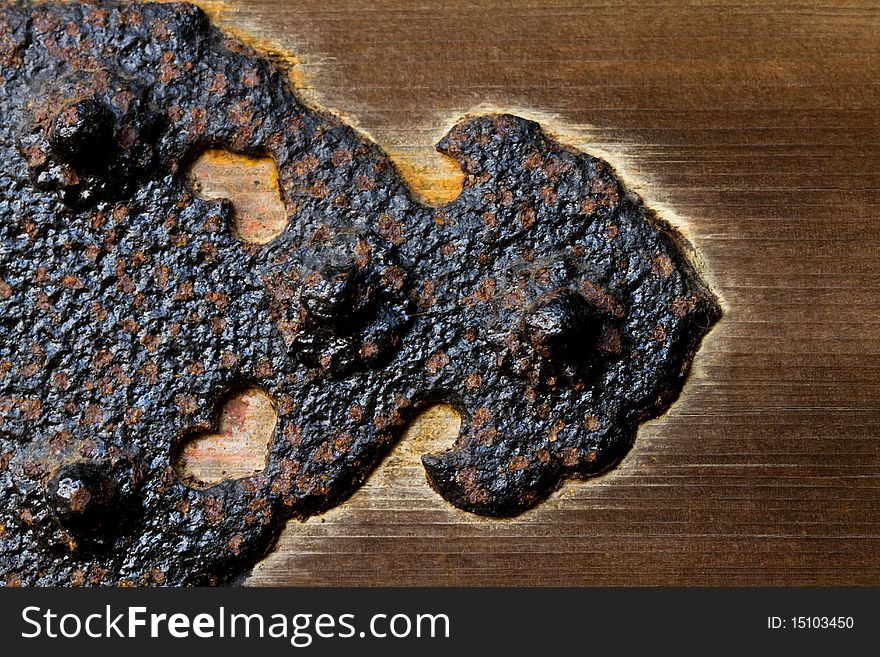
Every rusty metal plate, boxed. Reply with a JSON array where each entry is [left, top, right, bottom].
[[0, 1, 720, 585]]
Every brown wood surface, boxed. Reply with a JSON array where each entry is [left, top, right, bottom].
[[188, 0, 879, 586]]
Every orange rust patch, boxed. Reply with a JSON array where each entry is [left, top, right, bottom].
[[548, 419, 566, 442], [560, 447, 580, 468], [579, 280, 624, 318], [189, 148, 287, 244], [175, 386, 277, 488], [584, 414, 600, 431], [652, 323, 667, 343], [425, 350, 451, 375], [464, 373, 483, 390], [471, 407, 493, 428], [652, 253, 674, 278], [455, 466, 490, 506]]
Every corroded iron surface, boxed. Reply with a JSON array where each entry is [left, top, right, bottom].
[[0, 1, 720, 585]]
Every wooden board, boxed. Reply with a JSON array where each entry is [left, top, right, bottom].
[[187, 0, 879, 586]]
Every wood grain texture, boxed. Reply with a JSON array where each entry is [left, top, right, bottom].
[[192, 0, 879, 586], [189, 150, 288, 244], [175, 386, 277, 488]]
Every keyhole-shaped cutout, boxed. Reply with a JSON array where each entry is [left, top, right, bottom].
[[174, 386, 277, 488], [189, 149, 288, 244]]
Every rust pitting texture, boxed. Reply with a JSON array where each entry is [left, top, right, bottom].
[[0, 1, 720, 585]]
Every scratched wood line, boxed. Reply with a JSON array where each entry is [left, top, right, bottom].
[[182, 0, 880, 586]]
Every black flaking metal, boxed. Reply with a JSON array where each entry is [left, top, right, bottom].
[[0, 1, 720, 585]]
